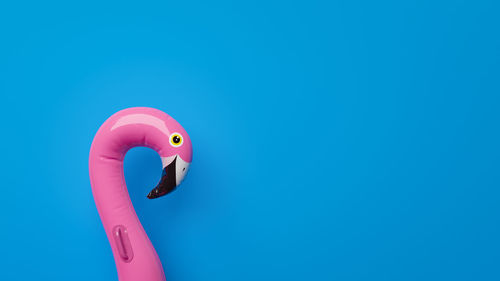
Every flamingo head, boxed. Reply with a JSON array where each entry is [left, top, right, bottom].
[[146, 116, 193, 199]]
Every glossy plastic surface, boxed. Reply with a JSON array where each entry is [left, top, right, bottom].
[[89, 107, 193, 281]]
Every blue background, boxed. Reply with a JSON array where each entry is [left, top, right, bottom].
[[1, 1, 499, 280]]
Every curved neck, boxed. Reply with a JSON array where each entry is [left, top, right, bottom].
[[89, 108, 173, 281]]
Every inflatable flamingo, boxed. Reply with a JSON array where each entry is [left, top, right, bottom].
[[89, 107, 193, 281]]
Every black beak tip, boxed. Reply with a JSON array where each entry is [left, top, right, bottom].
[[146, 191, 155, 199], [146, 186, 176, 199]]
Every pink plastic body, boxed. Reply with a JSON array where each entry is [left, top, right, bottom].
[[89, 107, 193, 281]]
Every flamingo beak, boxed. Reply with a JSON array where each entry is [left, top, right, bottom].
[[147, 155, 191, 199]]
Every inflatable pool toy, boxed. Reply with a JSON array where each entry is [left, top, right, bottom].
[[89, 107, 193, 281]]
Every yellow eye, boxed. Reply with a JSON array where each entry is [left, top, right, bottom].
[[169, 133, 183, 147]]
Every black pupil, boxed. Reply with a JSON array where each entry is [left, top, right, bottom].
[[173, 136, 180, 144]]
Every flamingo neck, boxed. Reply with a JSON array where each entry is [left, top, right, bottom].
[[89, 109, 171, 281]]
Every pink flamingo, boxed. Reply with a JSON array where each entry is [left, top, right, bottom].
[[89, 107, 193, 281]]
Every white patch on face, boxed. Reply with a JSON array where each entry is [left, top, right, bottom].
[[175, 156, 190, 185], [160, 154, 191, 186], [161, 155, 177, 167]]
